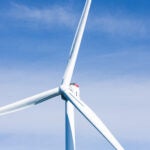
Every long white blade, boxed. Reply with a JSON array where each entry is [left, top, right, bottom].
[[61, 88, 124, 150], [0, 87, 60, 116], [62, 0, 92, 86]]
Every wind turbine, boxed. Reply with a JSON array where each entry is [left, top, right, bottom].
[[0, 0, 124, 150]]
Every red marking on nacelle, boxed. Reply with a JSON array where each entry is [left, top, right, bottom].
[[70, 83, 79, 87]]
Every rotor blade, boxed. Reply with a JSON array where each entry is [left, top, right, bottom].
[[62, 0, 92, 86], [0, 87, 60, 116], [62, 89, 124, 150]]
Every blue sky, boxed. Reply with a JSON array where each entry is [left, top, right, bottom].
[[0, 0, 150, 149]]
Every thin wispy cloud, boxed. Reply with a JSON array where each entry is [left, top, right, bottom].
[[7, 3, 77, 29], [89, 13, 150, 38], [2, 2, 150, 39]]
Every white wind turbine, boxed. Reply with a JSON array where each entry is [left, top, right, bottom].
[[0, 0, 124, 150]]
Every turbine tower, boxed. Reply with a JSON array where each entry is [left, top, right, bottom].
[[0, 0, 124, 150]]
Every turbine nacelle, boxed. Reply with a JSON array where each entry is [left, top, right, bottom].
[[60, 83, 80, 101], [69, 83, 80, 99]]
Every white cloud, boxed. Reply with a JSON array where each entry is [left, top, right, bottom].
[[8, 3, 77, 29], [89, 13, 150, 38], [3, 2, 150, 39]]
